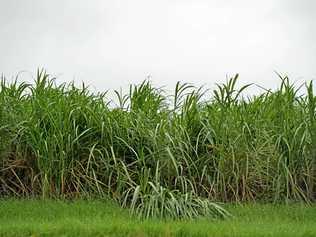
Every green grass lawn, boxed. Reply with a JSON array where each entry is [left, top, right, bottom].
[[0, 199, 315, 237]]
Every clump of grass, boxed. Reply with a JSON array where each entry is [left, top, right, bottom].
[[1, 69, 316, 219], [128, 183, 229, 219]]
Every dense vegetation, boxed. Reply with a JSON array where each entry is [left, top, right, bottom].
[[1, 200, 316, 237], [1, 70, 315, 219]]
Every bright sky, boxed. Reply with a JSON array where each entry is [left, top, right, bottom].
[[1, 0, 315, 93]]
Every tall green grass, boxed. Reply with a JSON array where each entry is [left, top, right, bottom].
[[0, 70, 315, 218]]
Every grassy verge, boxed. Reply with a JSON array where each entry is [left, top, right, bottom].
[[0, 199, 315, 237]]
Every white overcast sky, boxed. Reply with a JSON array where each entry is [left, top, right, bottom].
[[0, 0, 315, 93]]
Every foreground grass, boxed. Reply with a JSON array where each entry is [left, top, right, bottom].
[[0, 199, 315, 237]]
